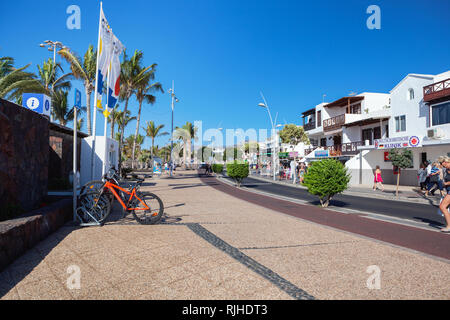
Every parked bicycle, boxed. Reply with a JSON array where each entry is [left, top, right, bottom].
[[77, 168, 164, 226]]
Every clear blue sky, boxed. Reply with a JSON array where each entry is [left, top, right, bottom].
[[1, 0, 449, 149]]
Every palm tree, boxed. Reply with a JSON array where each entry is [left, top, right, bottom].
[[131, 64, 164, 168], [174, 122, 197, 169], [118, 50, 153, 169], [143, 121, 168, 162], [116, 110, 136, 136], [0, 57, 43, 102], [52, 89, 86, 126], [58, 45, 97, 135], [107, 105, 120, 139], [36, 58, 72, 95]]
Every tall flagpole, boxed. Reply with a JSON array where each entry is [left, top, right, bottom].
[[103, 64, 110, 175], [91, 1, 103, 180]]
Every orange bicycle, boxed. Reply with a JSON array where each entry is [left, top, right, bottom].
[[78, 169, 164, 226]]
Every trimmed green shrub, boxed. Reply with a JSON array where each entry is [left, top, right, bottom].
[[303, 159, 350, 208], [226, 162, 249, 187], [212, 164, 224, 174], [388, 148, 413, 197]]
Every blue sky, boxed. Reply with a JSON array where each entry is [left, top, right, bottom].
[[1, 0, 449, 149]]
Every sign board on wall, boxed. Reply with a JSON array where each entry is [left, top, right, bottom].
[[22, 93, 51, 116], [315, 150, 329, 158], [374, 136, 421, 149]]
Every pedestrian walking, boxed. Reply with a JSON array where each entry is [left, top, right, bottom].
[[437, 156, 450, 233], [299, 162, 306, 184], [373, 165, 384, 191], [290, 159, 297, 184], [418, 163, 427, 191], [425, 162, 444, 197]]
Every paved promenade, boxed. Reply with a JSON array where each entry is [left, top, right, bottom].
[[1, 171, 449, 300]]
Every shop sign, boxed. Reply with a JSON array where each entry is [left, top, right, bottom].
[[374, 136, 421, 149], [314, 150, 329, 158]]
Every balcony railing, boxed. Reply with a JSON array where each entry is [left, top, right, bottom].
[[303, 121, 316, 131], [323, 141, 363, 156], [323, 114, 345, 132], [424, 78, 450, 102]]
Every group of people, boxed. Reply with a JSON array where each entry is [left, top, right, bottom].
[[418, 159, 450, 198], [279, 159, 308, 185]]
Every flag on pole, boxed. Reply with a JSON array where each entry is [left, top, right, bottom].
[[104, 34, 124, 118], [95, 7, 113, 111]]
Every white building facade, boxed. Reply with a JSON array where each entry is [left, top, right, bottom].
[[302, 70, 450, 186]]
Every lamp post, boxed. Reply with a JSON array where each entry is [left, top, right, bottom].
[[168, 81, 179, 177], [39, 40, 65, 122], [258, 92, 279, 181]]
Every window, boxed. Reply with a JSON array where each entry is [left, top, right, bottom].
[[385, 124, 389, 138], [408, 88, 415, 100], [362, 129, 373, 145], [350, 103, 361, 114], [317, 111, 322, 127], [373, 127, 381, 140], [432, 102, 450, 126], [320, 138, 327, 147], [395, 115, 406, 132]]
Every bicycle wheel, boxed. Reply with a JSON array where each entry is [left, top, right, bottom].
[[78, 191, 111, 225], [131, 192, 164, 225], [80, 180, 114, 203]]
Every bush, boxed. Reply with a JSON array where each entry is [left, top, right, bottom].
[[303, 159, 350, 208], [226, 162, 249, 187], [212, 164, 224, 174]]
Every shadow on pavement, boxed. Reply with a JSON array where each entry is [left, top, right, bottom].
[[0, 223, 78, 298]]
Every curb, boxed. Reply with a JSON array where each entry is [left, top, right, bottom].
[[247, 174, 440, 206]]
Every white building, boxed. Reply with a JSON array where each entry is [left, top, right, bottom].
[[302, 70, 450, 186]]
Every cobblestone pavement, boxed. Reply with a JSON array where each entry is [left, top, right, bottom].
[[1, 171, 449, 300]]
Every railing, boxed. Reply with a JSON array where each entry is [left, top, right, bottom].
[[424, 78, 450, 102], [322, 141, 363, 157], [323, 114, 345, 132], [341, 141, 363, 155], [304, 147, 315, 156], [303, 121, 316, 131]]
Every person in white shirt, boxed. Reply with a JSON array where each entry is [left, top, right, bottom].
[[290, 159, 297, 184]]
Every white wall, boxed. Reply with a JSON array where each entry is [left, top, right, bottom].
[[389, 75, 434, 140]]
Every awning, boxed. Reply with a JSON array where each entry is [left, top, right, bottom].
[[324, 96, 364, 108]]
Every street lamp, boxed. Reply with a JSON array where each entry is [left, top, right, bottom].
[[39, 40, 65, 122], [258, 92, 278, 181], [168, 81, 179, 177]]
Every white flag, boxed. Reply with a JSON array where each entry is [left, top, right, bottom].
[[105, 34, 124, 117], [95, 7, 113, 111]]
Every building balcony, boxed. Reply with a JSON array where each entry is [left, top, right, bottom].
[[424, 78, 450, 103], [303, 121, 316, 131], [323, 114, 345, 132]]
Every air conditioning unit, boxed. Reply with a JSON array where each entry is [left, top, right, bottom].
[[427, 128, 445, 139]]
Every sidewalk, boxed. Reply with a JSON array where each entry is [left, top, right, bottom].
[[249, 173, 441, 205], [0, 171, 449, 300]]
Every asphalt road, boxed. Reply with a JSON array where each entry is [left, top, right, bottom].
[[228, 176, 446, 228], [199, 173, 450, 260]]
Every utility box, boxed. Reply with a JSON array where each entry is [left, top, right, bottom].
[[80, 136, 118, 186]]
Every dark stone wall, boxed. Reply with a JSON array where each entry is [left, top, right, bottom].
[[0, 198, 72, 273], [48, 129, 82, 183], [0, 99, 49, 214]]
